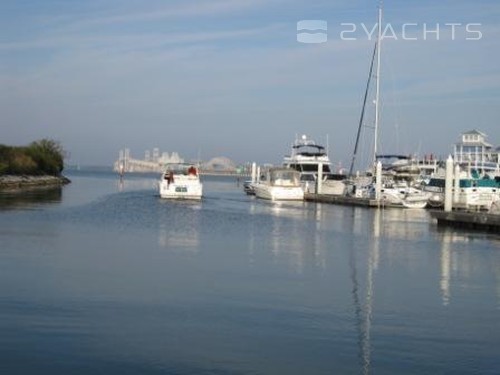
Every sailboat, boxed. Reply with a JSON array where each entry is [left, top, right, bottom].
[[347, 5, 429, 208]]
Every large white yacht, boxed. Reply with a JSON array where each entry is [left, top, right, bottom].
[[159, 164, 203, 200], [282, 135, 346, 195]]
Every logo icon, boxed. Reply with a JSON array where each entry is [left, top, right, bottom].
[[297, 20, 328, 43]]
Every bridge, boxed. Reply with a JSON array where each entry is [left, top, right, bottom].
[[114, 149, 247, 175]]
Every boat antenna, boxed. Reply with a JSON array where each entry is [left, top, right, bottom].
[[326, 134, 329, 156], [373, 2, 383, 167], [348, 42, 377, 177]]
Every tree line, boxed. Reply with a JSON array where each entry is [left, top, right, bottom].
[[0, 139, 65, 176]]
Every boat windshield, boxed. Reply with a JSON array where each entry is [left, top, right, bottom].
[[270, 170, 299, 185], [165, 164, 198, 175], [427, 178, 445, 188]]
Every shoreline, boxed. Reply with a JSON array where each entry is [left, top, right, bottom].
[[0, 175, 71, 191]]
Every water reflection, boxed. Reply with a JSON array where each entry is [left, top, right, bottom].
[[157, 201, 201, 251], [440, 232, 452, 306], [269, 202, 325, 274], [0, 187, 62, 211], [436, 229, 500, 308], [246, 200, 326, 274], [362, 209, 381, 374], [116, 176, 157, 193], [377, 208, 429, 241], [348, 208, 383, 375]]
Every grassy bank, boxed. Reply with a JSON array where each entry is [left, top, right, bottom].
[[0, 139, 70, 190]]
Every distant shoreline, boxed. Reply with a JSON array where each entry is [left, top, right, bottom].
[[0, 175, 71, 190]]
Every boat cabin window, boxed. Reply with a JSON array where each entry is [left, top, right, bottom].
[[300, 174, 315, 182], [427, 178, 445, 188], [270, 170, 299, 185], [326, 174, 347, 181], [299, 164, 332, 173]]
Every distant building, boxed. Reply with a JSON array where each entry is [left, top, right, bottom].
[[453, 130, 499, 166], [114, 148, 185, 173], [159, 152, 183, 166]]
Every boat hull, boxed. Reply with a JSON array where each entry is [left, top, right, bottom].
[[158, 164, 203, 200], [401, 198, 428, 209], [253, 184, 304, 201], [159, 180, 203, 200]]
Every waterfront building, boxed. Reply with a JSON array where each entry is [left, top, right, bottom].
[[453, 130, 499, 166]]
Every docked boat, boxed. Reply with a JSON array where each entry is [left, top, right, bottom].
[[424, 176, 499, 210], [379, 184, 430, 209], [158, 164, 203, 200], [283, 135, 346, 195], [252, 168, 304, 201], [353, 180, 430, 208], [243, 180, 255, 195]]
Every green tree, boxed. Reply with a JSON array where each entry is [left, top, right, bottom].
[[27, 139, 64, 176]]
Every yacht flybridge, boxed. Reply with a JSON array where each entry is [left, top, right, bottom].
[[283, 135, 346, 195]]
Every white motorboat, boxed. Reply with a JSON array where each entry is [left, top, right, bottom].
[[159, 164, 203, 200], [252, 168, 304, 201], [423, 176, 499, 210], [283, 135, 346, 195], [350, 180, 430, 208], [243, 180, 255, 195], [380, 184, 430, 209]]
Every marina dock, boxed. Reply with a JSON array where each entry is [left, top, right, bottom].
[[305, 193, 379, 207], [303, 193, 419, 208], [431, 211, 500, 231]]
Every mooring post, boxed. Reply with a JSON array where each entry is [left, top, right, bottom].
[[444, 155, 454, 212], [317, 162, 323, 194], [251, 162, 257, 183], [453, 163, 460, 204], [375, 161, 382, 201]]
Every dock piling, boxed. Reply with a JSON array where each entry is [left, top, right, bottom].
[[453, 163, 460, 204], [444, 155, 453, 212], [375, 161, 382, 201], [317, 162, 323, 194]]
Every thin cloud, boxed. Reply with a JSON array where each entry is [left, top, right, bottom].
[[0, 24, 285, 52], [53, 0, 284, 30]]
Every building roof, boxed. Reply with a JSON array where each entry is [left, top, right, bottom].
[[462, 129, 486, 136], [455, 141, 493, 148]]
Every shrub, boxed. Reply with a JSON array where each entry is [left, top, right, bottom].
[[0, 139, 65, 176], [26, 139, 64, 176]]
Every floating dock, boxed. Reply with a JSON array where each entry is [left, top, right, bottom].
[[431, 211, 500, 232], [304, 193, 377, 207], [303, 193, 409, 208]]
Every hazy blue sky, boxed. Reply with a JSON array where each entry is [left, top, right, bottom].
[[1, 0, 499, 169]]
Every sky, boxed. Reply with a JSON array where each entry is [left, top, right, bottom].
[[1, 0, 499, 169]]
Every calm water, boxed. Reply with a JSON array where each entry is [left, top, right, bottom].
[[1, 170, 499, 375]]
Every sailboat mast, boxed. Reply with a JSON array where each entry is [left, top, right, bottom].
[[348, 42, 377, 177], [373, 4, 382, 166]]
